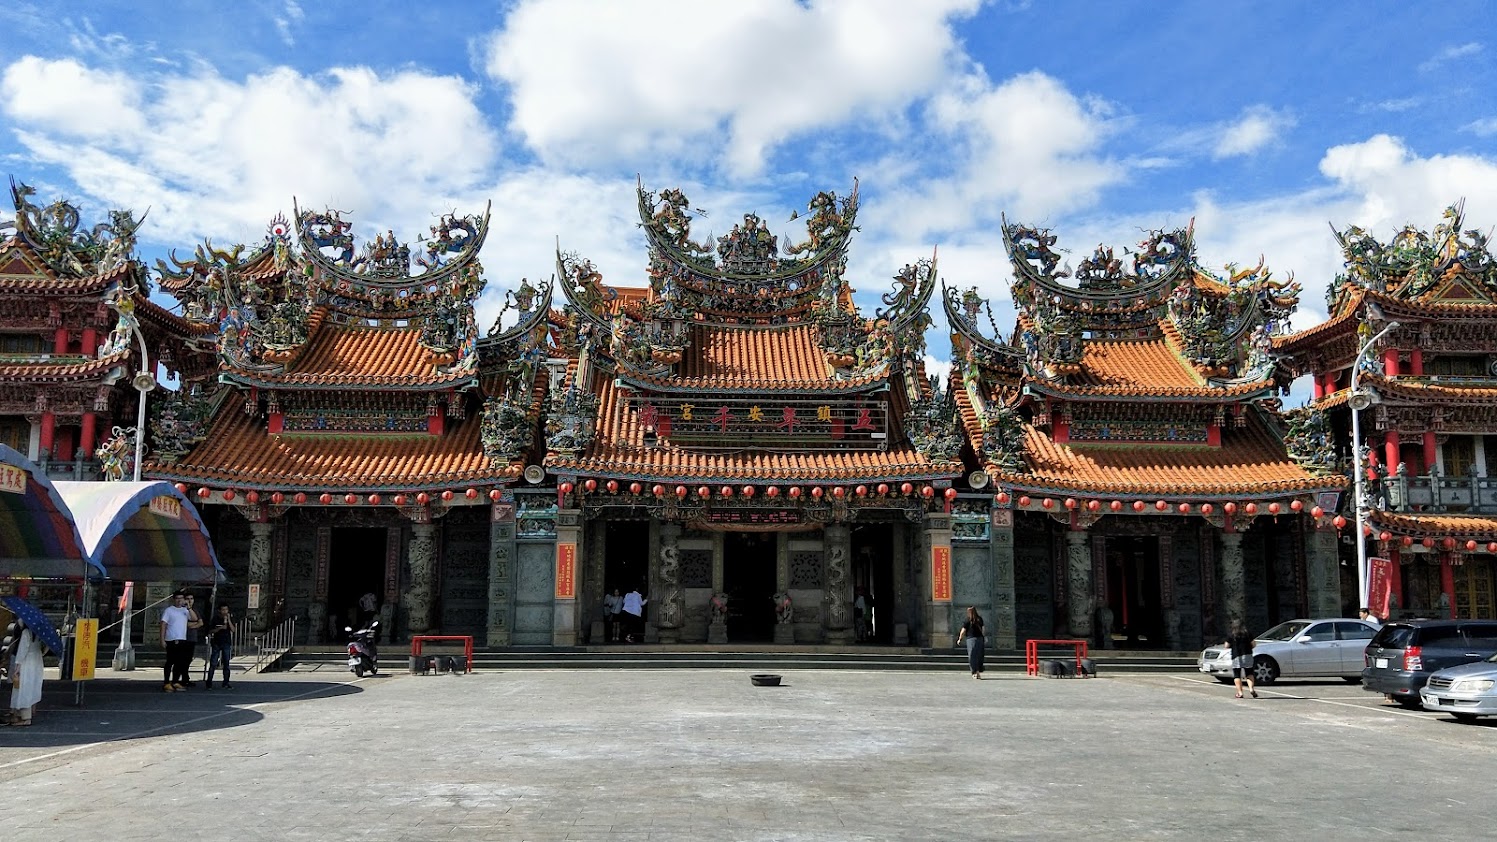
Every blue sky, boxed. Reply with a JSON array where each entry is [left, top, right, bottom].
[[2, 1, 1495, 397]]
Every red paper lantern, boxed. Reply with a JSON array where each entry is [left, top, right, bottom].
[[698, 486, 711, 499], [789, 487, 802, 498], [1132, 501, 1146, 512], [720, 486, 733, 498], [1332, 515, 1347, 529], [1401, 536, 1413, 547], [271, 491, 284, 504], [1064, 498, 1078, 510], [901, 482, 914, 495], [244, 490, 258, 504], [490, 489, 502, 501], [996, 492, 1011, 505], [1110, 500, 1123, 512], [877, 483, 889, 495], [583, 479, 597, 492], [1488, 542, 1497, 553], [1289, 500, 1303, 513], [466, 488, 479, 499], [652, 484, 664, 496], [1041, 498, 1054, 509], [1178, 503, 1191, 513], [1467, 540, 1479, 552], [606, 480, 618, 494], [766, 486, 779, 498], [1363, 525, 1373, 536], [1200, 503, 1214, 515], [442, 490, 454, 501], [558, 482, 573, 494], [832, 486, 846, 498], [1443, 538, 1457, 550], [368, 494, 381, 505], [742, 485, 755, 498], [676, 485, 688, 498], [921, 486, 935, 499], [1422, 537, 1435, 548], [344, 493, 357, 505], [1086, 500, 1100, 512], [1311, 506, 1324, 518], [394, 494, 407, 505], [1154, 500, 1167, 511], [1268, 502, 1281, 516], [1244, 502, 1258, 515], [197, 487, 211, 499], [1018, 496, 1031, 507], [944, 488, 958, 501], [319, 493, 332, 505], [1224, 502, 1238, 514], [294, 492, 307, 504], [223, 489, 236, 502], [1379, 531, 1392, 542], [630, 482, 642, 494], [416, 492, 429, 505], [174, 482, 188, 493], [811, 487, 825, 499], [855, 485, 867, 497]]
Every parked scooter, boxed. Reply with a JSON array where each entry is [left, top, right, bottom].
[[346, 621, 379, 677]]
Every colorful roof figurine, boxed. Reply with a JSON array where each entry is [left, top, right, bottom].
[[947, 216, 1338, 502]]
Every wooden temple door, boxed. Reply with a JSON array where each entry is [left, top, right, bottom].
[[1455, 559, 1495, 620]]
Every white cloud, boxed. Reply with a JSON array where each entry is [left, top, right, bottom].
[[1465, 117, 1497, 137], [484, 0, 979, 176], [274, 1, 306, 47], [0, 57, 500, 248], [1212, 105, 1294, 159], [1418, 42, 1482, 73]]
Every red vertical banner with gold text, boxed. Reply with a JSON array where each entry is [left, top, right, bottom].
[[555, 543, 577, 600], [1368, 557, 1392, 618], [931, 546, 952, 602]]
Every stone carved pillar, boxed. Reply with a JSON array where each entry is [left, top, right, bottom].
[[1220, 531, 1246, 633], [487, 502, 515, 647], [656, 522, 684, 642], [306, 526, 330, 644], [991, 510, 1017, 651], [248, 521, 274, 632], [823, 523, 853, 643], [1066, 530, 1093, 639], [406, 523, 436, 635]]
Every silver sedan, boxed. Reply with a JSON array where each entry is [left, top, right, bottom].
[[1420, 656, 1497, 722], [1198, 618, 1378, 685]]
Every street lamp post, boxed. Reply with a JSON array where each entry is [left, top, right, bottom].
[[112, 285, 154, 671], [1350, 319, 1401, 613]]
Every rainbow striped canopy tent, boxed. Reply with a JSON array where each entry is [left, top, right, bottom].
[[54, 481, 223, 584], [0, 444, 97, 580]]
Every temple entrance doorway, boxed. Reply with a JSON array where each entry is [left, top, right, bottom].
[[328, 527, 387, 641], [723, 532, 776, 642], [1105, 536, 1165, 648], [852, 524, 896, 644], [604, 521, 650, 595]]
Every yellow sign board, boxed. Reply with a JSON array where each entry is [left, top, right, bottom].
[[0, 463, 26, 495], [149, 495, 183, 519], [72, 618, 99, 680]]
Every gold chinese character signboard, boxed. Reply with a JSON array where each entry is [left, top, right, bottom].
[[72, 618, 98, 680], [555, 543, 577, 600], [931, 546, 952, 602]]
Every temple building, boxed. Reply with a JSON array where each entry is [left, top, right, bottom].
[[1276, 202, 1497, 621]]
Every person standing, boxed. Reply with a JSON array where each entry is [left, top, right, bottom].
[[160, 591, 192, 692], [956, 606, 987, 679], [206, 604, 235, 690], [5, 621, 43, 726], [1358, 607, 1383, 627], [603, 588, 623, 643], [182, 593, 204, 687], [1225, 620, 1258, 699], [621, 585, 648, 643]]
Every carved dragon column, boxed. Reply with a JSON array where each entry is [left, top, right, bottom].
[[405, 523, 436, 635], [487, 498, 516, 647], [1219, 531, 1246, 633], [1066, 529, 1093, 639], [656, 522, 684, 643], [824, 523, 854, 644], [247, 521, 274, 633]]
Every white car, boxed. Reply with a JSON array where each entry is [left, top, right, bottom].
[[1420, 656, 1497, 722], [1198, 618, 1379, 685]]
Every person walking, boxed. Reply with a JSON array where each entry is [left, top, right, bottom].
[[956, 606, 987, 679], [621, 585, 648, 643], [160, 591, 192, 692], [603, 588, 623, 643], [1225, 620, 1258, 699], [206, 604, 235, 689], [182, 592, 204, 687]]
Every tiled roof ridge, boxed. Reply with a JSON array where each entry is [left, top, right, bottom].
[[0, 348, 130, 382]]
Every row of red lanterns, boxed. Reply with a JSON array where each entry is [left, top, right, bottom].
[[1371, 531, 1497, 553], [559, 480, 956, 501], [177, 483, 501, 505], [993, 492, 1309, 517]]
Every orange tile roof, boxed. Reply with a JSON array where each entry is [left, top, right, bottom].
[[1274, 287, 1364, 353], [626, 323, 882, 391], [225, 325, 473, 388], [1028, 335, 1268, 399], [1368, 512, 1497, 540], [549, 375, 959, 481], [995, 413, 1342, 496], [0, 349, 130, 382], [148, 404, 510, 490], [1363, 372, 1497, 402]]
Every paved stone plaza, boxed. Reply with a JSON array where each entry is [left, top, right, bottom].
[[1, 666, 1493, 841]]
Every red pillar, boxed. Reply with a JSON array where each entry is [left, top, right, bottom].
[[1382, 347, 1400, 376], [1388, 547, 1403, 614], [80, 412, 98, 456], [1423, 432, 1438, 474], [1440, 562, 1458, 619], [1410, 348, 1423, 375], [1312, 376, 1324, 400], [38, 411, 55, 457], [82, 327, 98, 356], [1384, 431, 1400, 472], [53, 328, 68, 355]]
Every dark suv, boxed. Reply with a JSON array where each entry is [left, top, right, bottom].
[[1363, 619, 1497, 706]]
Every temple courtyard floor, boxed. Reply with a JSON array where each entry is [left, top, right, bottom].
[[1, 665, 1492, 841]]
